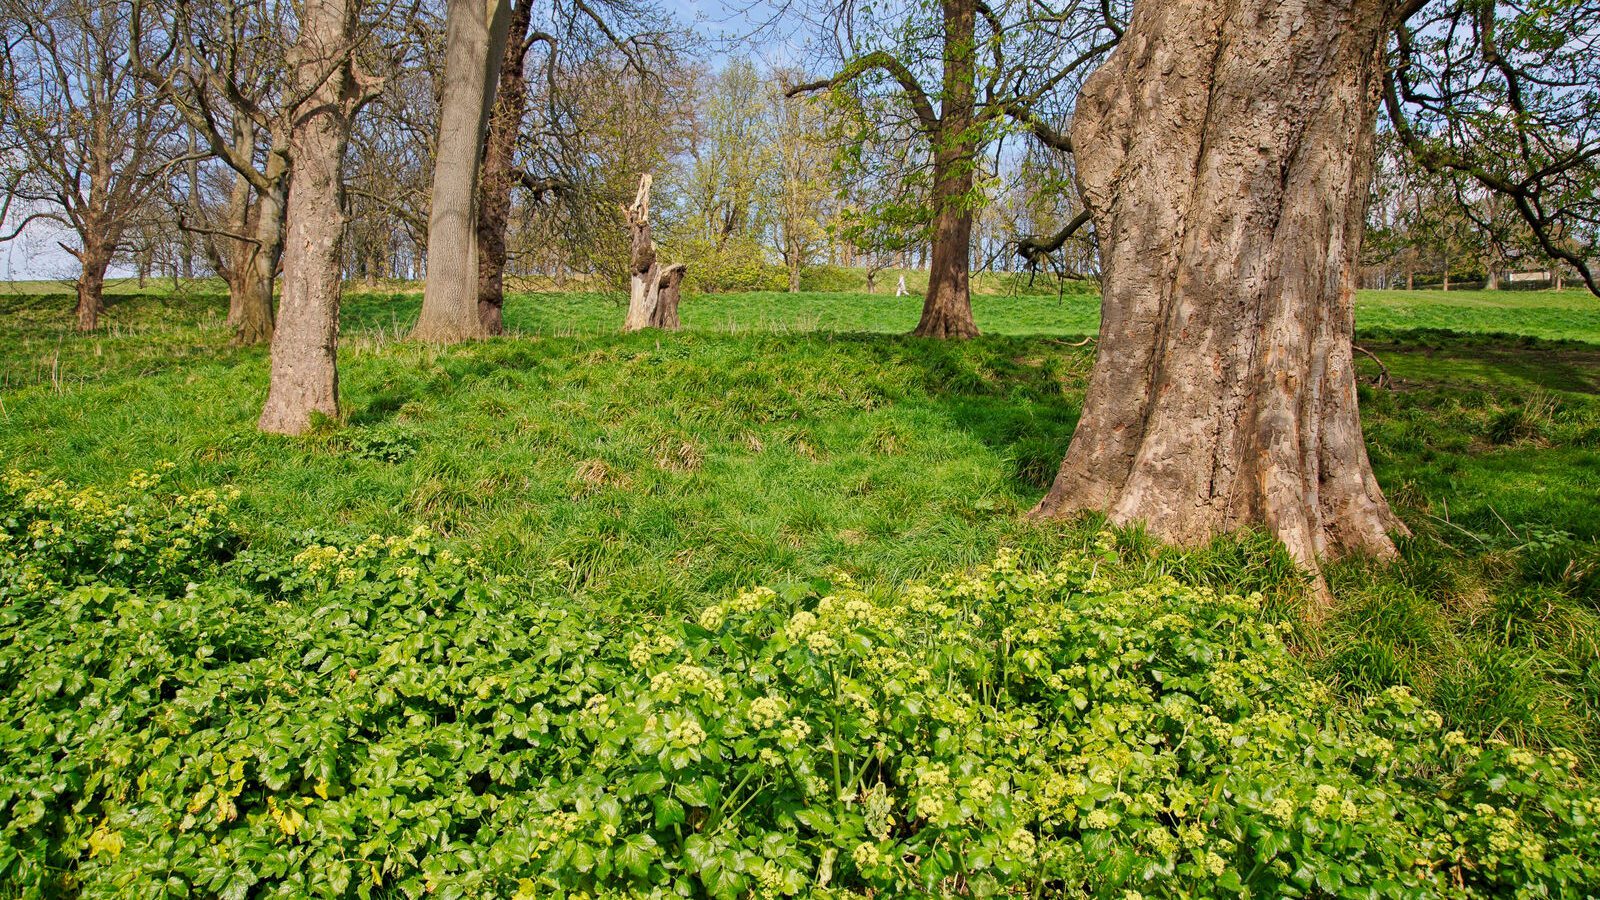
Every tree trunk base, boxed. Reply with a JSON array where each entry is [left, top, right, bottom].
[[75, 266, 106, 332], [231, 277, 275, 345], [75, 295, 101, 332], [478, 298, 505, 335], [410, 317, 486, 343], [912, 301, 979, 339], [1028, 0, 1410, 613]]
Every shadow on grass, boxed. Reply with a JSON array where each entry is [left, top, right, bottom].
[[1358, 328, 1600, 394], [865, 333, 1089, 493]]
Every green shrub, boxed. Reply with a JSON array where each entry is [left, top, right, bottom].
[[666, 236, 789, 295], [798, 266, 864, 293], [2, 476, 1598, 898], [0, 466, 238, 595]]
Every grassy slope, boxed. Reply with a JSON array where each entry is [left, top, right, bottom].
[[1, 283, 1598, 759]]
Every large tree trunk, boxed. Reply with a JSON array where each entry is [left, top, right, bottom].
[[1031, 0, 1406, 590], [475, 0, 536, 335], [75, 244, 109, 332], [258, 0, 356, 435], [913, 0, 979, 339], [414, 0, 513, 343]]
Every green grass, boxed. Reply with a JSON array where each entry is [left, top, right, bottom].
[[2, 283, 1598, 763], [1358, 287, 1600, 344]]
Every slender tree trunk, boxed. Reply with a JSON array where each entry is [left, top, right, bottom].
[[476, 0, 536, 335], [183, 137, 202, 284], [221, 163, 254, 330], [414, 0, 513, 343], [214, 124, 272, 343], [216, 124, 286, 346], [914, 0, 979, 339], [236, 165, 286, 346], [1032, 0, 1406, 595], [258, 0, 356, 435]]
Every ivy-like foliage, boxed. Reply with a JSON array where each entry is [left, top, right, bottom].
[[1, 470, 1597, 898]]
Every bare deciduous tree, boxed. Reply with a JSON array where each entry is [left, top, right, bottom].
[[141, 0, 304, 343], [789, 0, 1120, 338], [0, 0, 184, 330]]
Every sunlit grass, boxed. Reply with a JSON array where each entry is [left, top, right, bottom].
[[1, 283, 1598, 761]]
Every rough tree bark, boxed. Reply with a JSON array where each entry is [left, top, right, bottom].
[[475, 1, 562, 334], [1031, 0, 1407, 594], [73, 249, 108, 331], [215, 132, 257, 330], [652, 263, 686, 329], [914, 0, 980, 339], [621, 174, 687, 332], [257, 0, 359, 435], [473, 0, 533, 335], [237, 157, 288, 345], [73, 233, 110, 332], [413, 0, 514, 343]]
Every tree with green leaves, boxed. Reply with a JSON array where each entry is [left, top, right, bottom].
[[1385, 0, 1600, 296], [788, 0, 1120, 337], [766, 70, 836, 293]]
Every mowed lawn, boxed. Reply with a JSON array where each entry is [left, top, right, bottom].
[[1, 282, 1598, 758]]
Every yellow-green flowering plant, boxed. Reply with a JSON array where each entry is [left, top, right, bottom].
[[1, 473, 1597, 898]]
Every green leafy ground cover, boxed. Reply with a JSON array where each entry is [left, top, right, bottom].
[[2, 471, 1597, 897], [1, 284, 1599, 896]]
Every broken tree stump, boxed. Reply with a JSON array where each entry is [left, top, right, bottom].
[[621, 174, 688, 332]]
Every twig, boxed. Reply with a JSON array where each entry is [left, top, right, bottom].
[[1352, 343, 1392, 388]]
